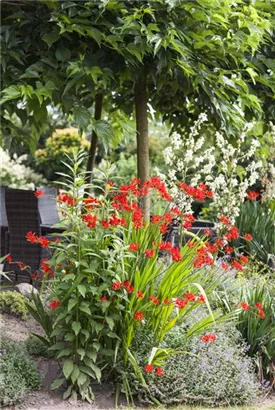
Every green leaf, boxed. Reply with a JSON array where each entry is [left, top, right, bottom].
[[51, 378, 65, 390], [78, 284, 86, 298], [79, 305, 91, 315], [42, 28, 60, 48], [91, 119, 114, 153], [68, 298, 78, 311], [74, 106, 91, 128], [71, 365, 80, 383], [63, 359, 74, 379], [72, 321, 81, 335], [55, 47, 71, 62], [106, 316, 115, 330], [57, 348, 73, 359], [77, 348, 86, 360]]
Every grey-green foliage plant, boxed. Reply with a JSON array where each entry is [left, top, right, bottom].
[[0, 290, 28, 319], [235, 201, 275, 265], [0, 336, 41, 407], [132, 325, 259, 407]]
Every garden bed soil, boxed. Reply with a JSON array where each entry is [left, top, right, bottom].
[[1, 314, 275, 410]]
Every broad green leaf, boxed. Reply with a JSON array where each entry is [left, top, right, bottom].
[[63, 359, 74, 379]]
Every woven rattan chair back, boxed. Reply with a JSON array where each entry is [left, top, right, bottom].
[[0, 186, 8, 257], [5, 188, 41, 277], [36, 187, 60, 226]]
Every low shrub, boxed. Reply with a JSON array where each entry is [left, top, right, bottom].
[[133, 326, 259, 407], [0, 291, 28, 319], [0, 337, 41, 406]]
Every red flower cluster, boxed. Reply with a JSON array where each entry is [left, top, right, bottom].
[[145, 249, 155, 258], [183, 213, 195, 229], [49, 300, 60, 309], [82, 214, 97, 228], [201, 333, 217, 343], [129, 243, 139, 252], [83, 196, 102, 210], [246, 191, 260, 200], [179, 182, 213, 201], [224, 226, 239, 241], [25, 232, 50, 248], [134, 311, 144, 321], [240, 301, 250, 311], [240, 301, 266, 319], [174, 292, 205, 309], [144, 364, 165, 376], [244, 233, 253, 241], [193, 245, 214, 268], [149, 296, 160, 305], [141, 177, 172, 201], [57, 191, 76, 207], [34, 190, 43, 198], [41, 259, 54, 277], [6, 254, 12, 263]]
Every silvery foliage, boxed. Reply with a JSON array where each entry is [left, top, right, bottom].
[[0, 147, 46, 189]]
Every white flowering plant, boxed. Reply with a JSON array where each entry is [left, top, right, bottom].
[[157, 114, 275, 224], [0, 147, 46, 189]]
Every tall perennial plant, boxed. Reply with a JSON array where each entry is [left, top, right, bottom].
[[24, 151, 245, 403], [159, 115, 275, 223]]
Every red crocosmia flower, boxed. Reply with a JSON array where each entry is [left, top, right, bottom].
[[256, 302, 263, 310], [225, 226, 239, 241], [145, 249, 154, 258], [127, 285, 134, 294], [187, 241, 195, 248], [41, 259, 54, 276], [106, 181, 114, 188], [31, 273, 39, 280], [163, 213, 173, 223], [26, 231, 38, 243], [204, 229, 212, 236], [170, 247, 182, 262], [101, 296, 107, 302], [57, 191, 76, 207], [244, 233, 253, 241], [240, 301, 250, 311], [134, 311, 144, 321], [137, 290, 144, 299], [54, 237, 61, 243], [219, 215, 230, 224], [258, 310, 265, 319], [221, 262, 229, 270], [39, 237, 51, 248], [184, 292, 196, 301], [163, 298, 170, 305], [34, 190, 43, 198], [82, 214, 97, 228], [225, 246, 233, 254], [151, 215, 162, 224], [216, 239, 224, 247], [159, 241, 172, 252], [197, 294, 206, 303], [132, 208, 144, 229], [49, 300, 60, 309], [149, 296, 160, 306], [144, 364, 154, 373], [170, 207, 181, 216], [6, 254, 12, 263], [112, 281, 122, 290], [201, 333, 217, 343], [232, 259, 243, 271], [246, 191, 260, 200], [101, 220, 110, 229], [240, 255, 249, 265], [174, 298, 188, 309], [17, 262, 25, 270], [129, 243, 139, 252], [123, 280, 131, 288], [155, 367, 165, 377], [160, 224, 168, 234]]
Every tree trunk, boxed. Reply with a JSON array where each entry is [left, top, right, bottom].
[[85, 94, 103, 192], [134, 73, 150, 220]]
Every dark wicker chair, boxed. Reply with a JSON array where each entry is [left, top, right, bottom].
[[4, 188, 42, 281], [36, 187, 63, 235], [0, 186, 9, 257]]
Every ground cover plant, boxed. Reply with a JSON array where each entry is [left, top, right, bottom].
[[0, 336, 41, 407], [0, 290, 28, 319]]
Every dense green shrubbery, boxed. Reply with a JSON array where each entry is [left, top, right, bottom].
[[0, 291, 28, 319], [132, 326, 259, 407], [0, 337, 41, 406]]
